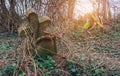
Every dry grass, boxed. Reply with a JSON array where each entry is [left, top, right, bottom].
[[0, 21, 120, 75]]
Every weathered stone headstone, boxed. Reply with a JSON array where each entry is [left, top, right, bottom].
[[18, 8, 57, 56]]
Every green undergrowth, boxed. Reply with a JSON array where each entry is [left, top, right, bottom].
[[0, 32, 20, 51], [0, 22, 120, 76], [72, 22, 120, 75], [0, 55, 113, 76]]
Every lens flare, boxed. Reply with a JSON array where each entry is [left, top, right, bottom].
[[74, 0, 93, 19]]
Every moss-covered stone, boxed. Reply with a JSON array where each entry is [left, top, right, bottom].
[[18, 8, 57, 56], [36, 36, 57, 56]]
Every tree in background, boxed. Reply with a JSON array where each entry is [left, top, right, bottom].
[[0, 0, 120, 33], [0, 0, 20, 33], [90, 0, 111, 25]]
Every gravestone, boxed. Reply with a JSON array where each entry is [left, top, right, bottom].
[[18, 8, 57, 56]]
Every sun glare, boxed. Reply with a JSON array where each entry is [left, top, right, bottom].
[[74, 0, 93, 19]]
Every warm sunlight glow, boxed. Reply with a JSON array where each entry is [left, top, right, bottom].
[[74, 0, 93, 19]]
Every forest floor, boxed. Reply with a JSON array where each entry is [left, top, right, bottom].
[[0, 21, 120, 76]]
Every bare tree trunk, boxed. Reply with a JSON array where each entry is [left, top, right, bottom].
[[68, 0, 76, 20], [102, 0, 111, 23], [0, 0, 10, 31], [9, 0, 20, 23], [0, 0, 21, 33]]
